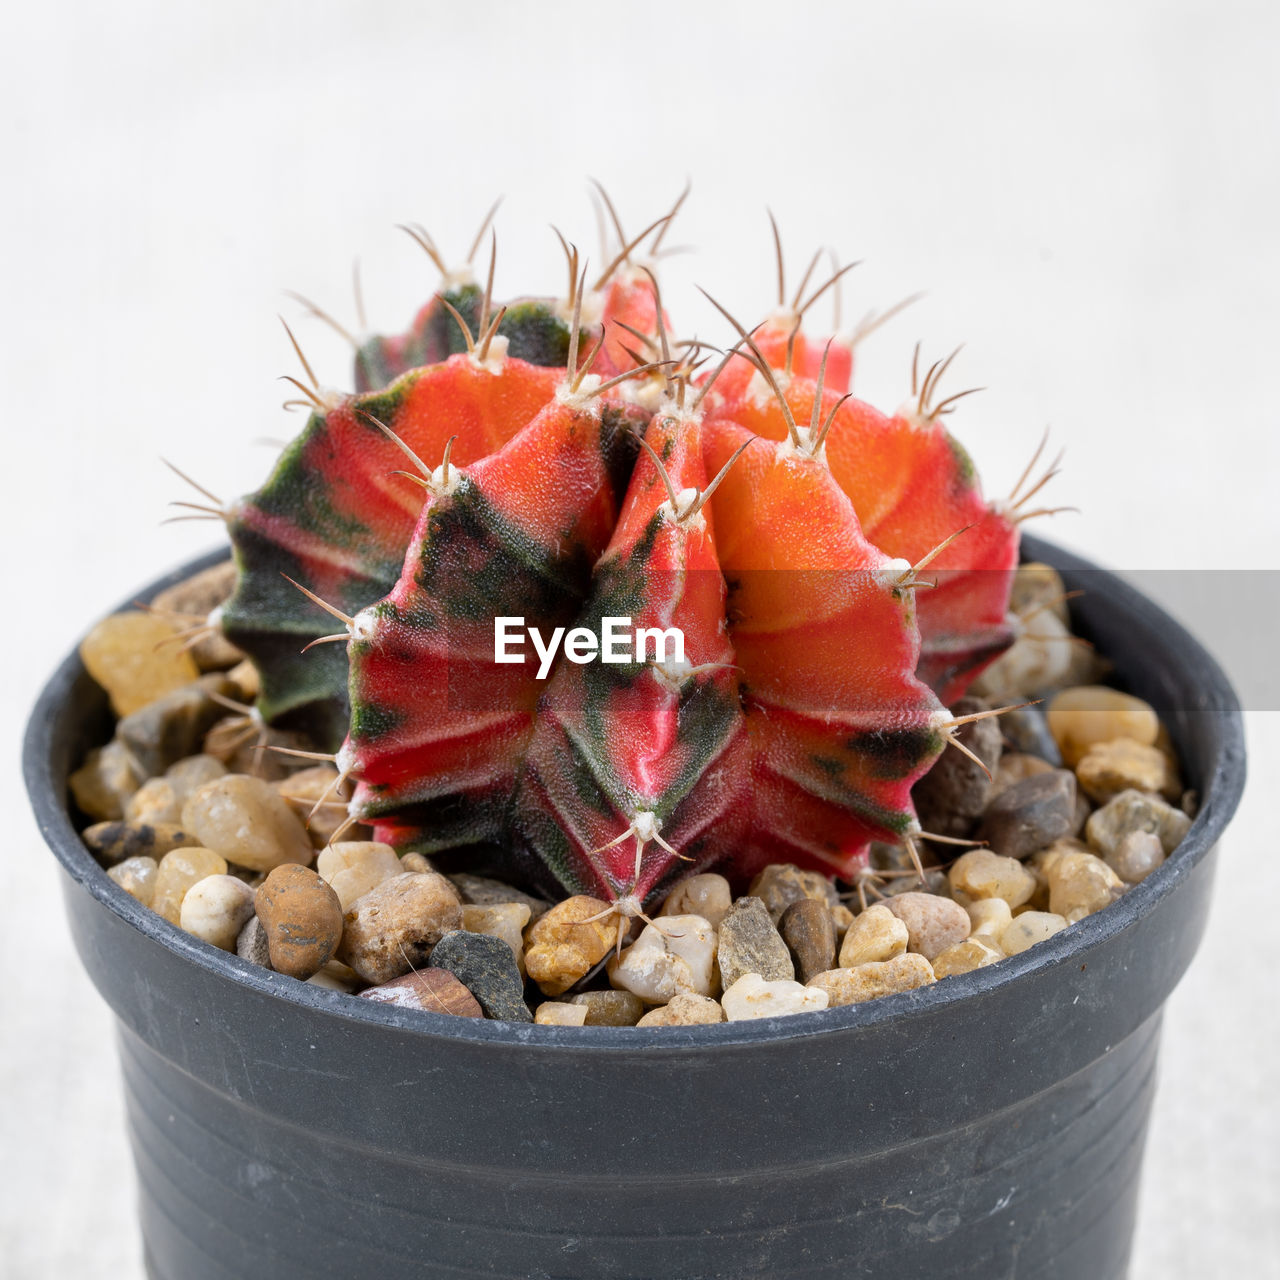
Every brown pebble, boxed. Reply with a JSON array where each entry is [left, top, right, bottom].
[[566, 989, 646, 1026], [83, 820, 200, 867], [779, 898, 837, 984], [69, 741, 144, 822], [979, 769, 1078, 860], [338, 871, 464, 986], [359, 968, 483, 1018], [883, 892, 971, 962], [746, 864, 839, 924], [255, 864, 344, 980]]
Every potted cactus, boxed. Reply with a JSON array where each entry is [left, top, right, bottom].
[[24, 195, 1245, 1279]]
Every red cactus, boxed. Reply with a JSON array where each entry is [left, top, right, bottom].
[[206, 195, 1045, 910]]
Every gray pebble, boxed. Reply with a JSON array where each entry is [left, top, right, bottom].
[[979, 769, 1078, 859], [117, 673, 235, 778], [236, 916, 273, 969], [1000, 703, 1063, 766], [429, 931, 532, 1022], [913, 696, 1003, 835], [717, 896, 795, 989]]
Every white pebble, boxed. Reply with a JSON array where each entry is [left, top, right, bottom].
[[179, 874, 256, 950], [722, 972, 829, 1020], [608, 915, 718, 1003]]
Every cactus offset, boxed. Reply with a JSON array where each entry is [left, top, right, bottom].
[[198, 192, 1055, 911]]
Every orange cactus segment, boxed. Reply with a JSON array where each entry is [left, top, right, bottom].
[[704, 420, 945, 879], [705, 372, 1019, 702]]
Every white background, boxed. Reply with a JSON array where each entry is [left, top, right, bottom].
[[2, 2, 1277, 1276]]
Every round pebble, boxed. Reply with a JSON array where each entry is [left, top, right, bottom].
[[660, 873, 733, 928], [180, 874, 256, 950], [965, 898, 1013, 940], [1085, 788, 1192, 858], [948, 849, 1037, 908], [181, 774, 315, 872], [566, 990, 646, 1026], [255, 864, 344, 979], [125, 778, 181, 825], [1106, 829, 1166, 884], [535, 1002, 590, 1027], [151, 847, 228, 924], [107, 855, 158, 906], [636, 991, 725, 1027], [1075, 737, 1180, 804], [883, 892, 971, 962], [316, 841, 404, 911], [1046, 686, 1159, 767], [1046, 851, 1123, 922], [1000, 911, 1069, 955], [779, 898, 837, 984], [838, 903, 909, 968]]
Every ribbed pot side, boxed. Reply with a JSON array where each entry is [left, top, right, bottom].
[[26, 537, 1247, 1280]]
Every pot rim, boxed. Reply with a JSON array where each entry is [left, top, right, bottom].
[[24, 536, 1247, 1052]]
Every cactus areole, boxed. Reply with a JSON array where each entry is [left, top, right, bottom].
[[214, 195, 1042, 911]]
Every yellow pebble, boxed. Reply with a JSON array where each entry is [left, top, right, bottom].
[[948, 850, 1037, 908], [1046, 686, 1159, 767], [80, 613, 201, 717], [524, 896, 623, 996], [534, 1002, 589, 1027], [933, 936, 1004, 978], [1000, 910, 1068, 955], [837, 903, 908, 967], [151, 847, 228, 924]]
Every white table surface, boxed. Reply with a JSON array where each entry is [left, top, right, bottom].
[[3, 3, 1277, 1275]]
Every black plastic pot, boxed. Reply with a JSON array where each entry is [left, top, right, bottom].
[[24, 536, 1245, 1280]]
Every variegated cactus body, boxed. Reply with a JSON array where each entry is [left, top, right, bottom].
[[214, 204, 1037, 908]]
